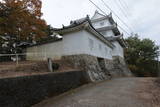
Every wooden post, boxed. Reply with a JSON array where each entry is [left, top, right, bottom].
[[16, 54, 18, 66], [47, 58, 53, 72], [157, 56, 160, 77]]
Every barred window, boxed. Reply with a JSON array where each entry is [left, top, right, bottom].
[[101, 31, 106, 35], [89, 38, 94, 51], [100, 22, 104, 26], [99, 44, 102, 50], [105, 47, 108, 55]]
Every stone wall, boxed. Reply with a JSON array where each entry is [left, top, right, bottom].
[[62, 54, 132, 81], [104, 56, 132, 77], [0, 71, 89, 107], [62, 55, 107, 81]]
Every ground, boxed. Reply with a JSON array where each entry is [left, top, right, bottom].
[[33, 77, 160, 107], [0, 61, 49, 78], [0, 60, 78, 78]]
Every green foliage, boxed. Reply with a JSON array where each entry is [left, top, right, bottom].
[[125, 35, 159, 77]]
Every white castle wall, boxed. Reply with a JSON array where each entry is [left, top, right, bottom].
[[82, 31, 113, 59], [92, 19, 111, 29], [91, 18, 115, 38], [102, 30, 115, 38], [26, 40, 63, 60], [112, 41, 124, 58], [26, 12, 125, 61], [62, 31, 87, 55], [26, 30, 113, 60], [91, 12, 124, 58], [62, 30, 113, 59]]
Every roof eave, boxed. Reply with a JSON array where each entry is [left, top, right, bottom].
[[115, 38, 127, 48], [53, 22, 87, 35], [53, 20, 114, 48]]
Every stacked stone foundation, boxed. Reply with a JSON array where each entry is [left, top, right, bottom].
[[62, 54, 132, 82]]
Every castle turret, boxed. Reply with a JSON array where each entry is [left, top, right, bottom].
[[91, 11, 120, 38]]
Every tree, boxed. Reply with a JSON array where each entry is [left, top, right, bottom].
[[125, 35, 159, 77], [0, 0, 47, 41], [0, 0, 48, 61]]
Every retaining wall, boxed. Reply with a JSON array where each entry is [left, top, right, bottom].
[[0, 71, 89, 107]]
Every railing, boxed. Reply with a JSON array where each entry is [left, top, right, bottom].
[[0, 53, 61, 65], [0, 53, 26, 65]]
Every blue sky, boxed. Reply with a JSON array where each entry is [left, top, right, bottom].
[[42, 0, 160, 46]]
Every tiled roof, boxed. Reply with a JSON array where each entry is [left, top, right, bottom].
[[53, 16, 114, 48], [27, 38, 62, 47]]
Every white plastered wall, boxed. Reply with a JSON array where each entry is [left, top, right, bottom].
[[61, 30, 113, 59], [102, 30, 115, 38], [26, 40, 63, 60], [92, 19, 111, 29], [91, 18, 115, 38], [112, 41, 124, 58], [81, 30, 113, 59], [26, 30, 113, 60], [62, 31, 87, 55]]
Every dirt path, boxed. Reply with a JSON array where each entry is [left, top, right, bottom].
[[33, 77, 160, 107]]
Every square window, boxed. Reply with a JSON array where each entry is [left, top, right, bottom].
[[99, 44, 102, 50], [100, 22, 104, 26], [101, 31, 106, 35], [105, 47, 108, 55], [89, 38, 94, 51]]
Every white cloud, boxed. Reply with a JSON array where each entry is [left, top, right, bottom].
[[42, 0, 160, 45]]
